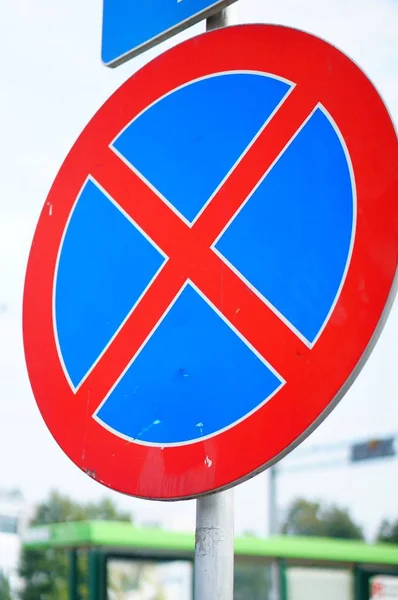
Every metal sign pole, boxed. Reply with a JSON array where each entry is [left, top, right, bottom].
[[206, 7, 229, 30], [194, 489, 234, 600], [193, 10, 235, 600], [268, 465, 281, 600], [194, 9, 235, 600]]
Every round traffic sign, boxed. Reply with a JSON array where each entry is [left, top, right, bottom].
[[23, 24, 398, 499]]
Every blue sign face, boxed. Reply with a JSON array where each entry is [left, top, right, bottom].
[[55, 72, 353, 446], [102, 0, 236, 67]]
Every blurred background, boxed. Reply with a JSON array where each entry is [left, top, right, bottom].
[[0, 0, 397, 598]]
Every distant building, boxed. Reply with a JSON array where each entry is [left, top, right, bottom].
[[0, 489, 29, 597]]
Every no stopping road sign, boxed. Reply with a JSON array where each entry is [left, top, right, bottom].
[[24, 25, 398, 499]]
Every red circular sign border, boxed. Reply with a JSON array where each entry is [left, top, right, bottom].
[[23, 24, 398, 499]]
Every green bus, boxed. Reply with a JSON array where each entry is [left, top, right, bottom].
[[23, 520, 398, 600]]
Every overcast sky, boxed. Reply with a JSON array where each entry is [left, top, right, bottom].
[[0, 0, 397, 540]]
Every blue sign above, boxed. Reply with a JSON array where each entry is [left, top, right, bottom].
[[102, 0, 237, 67]]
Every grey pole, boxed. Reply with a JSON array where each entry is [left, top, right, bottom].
[[268, 465, 278, 535], [206, 7, 229, 30], [194, 489, 235, 600], [193, 8, 235, 600], [268, 466, 280, 600]]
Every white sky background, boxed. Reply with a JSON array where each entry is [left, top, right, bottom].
[[0, 0, 397, 540]]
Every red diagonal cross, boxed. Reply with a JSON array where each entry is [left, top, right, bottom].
[[77, 85, 317, 413]]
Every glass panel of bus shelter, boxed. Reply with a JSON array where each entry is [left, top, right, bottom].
[[287, 566, 354, 600], [234, 561, 272, 600], [107, 558, 192, 600], [370, 575, 398, 600]]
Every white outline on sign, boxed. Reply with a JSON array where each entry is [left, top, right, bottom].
[[93, 278, 286, 447], [110, 72, 357, 349], [110, 70, 294, 228], [52, 175, 169, 393], [53, 71, 357, 448], [211, 102, 357, 349]]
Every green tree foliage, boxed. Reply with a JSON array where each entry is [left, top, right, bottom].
[[19, 491, 131, 600], [377, 519, 398, 544], [0, 571, 12, 600], [281, 498, 364, 540]]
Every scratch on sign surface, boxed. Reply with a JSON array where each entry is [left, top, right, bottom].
[[204, 456, 212, 468]]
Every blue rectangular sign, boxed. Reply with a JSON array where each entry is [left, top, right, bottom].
[[102, 0, 237, 67]]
